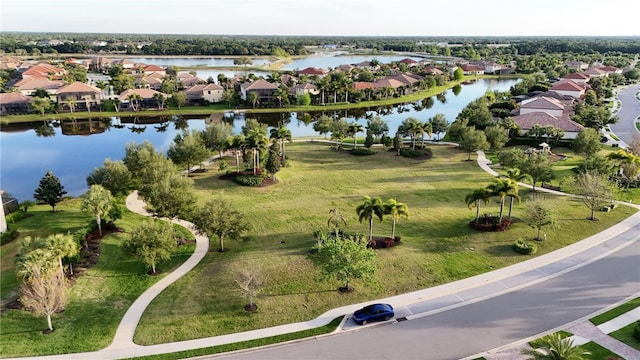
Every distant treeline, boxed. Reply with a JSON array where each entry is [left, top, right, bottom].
[[1, 33, 639, 57]]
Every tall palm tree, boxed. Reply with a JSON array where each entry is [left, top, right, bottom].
[[248, 92, 260, 109], [327, 208, 347, 238], [269, 125, 292, 162], [383, 198, 409, 239], [486, 178, 519, 222], [521, 333, 590, 360], [81, 184, 114, 237], [127, 93, 142, 111], [245, 128, 269, 175], [465, 189, 492, 225], [421, 121, 433, 148], [356, 196, 385, 243], [64, 98, 76, 113], [229, 134, 245, 173], [347, 122, 364, 149], [501, 168, 529, 218]]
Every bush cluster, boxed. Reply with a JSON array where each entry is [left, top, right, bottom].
[[469, 215, 512, 231], [234, 174, 264, 187], [513, 239, 538, 255], [0, 227, 19, 245], [350, 148, 376, 156], [400, 147, 433, 159]]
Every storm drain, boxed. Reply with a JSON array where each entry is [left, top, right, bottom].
[[396, 316, 408, 322]]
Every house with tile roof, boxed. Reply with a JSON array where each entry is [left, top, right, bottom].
[[143, 64, 166, 76], [14, 77, 65, 96], [56, 82, 103, 112], [240, 79, 278, 101], [178, 73, 205, 87], [549, 80, 586, 99], [583, 67, 608, 78], [513, 112, 585, 139], [118, 88, 165, 110], [21, 63, 65, 79], [519, 96, 568, 117], [296, 67, 329, 77], [185, 83, 224, 103], [88, 57, 113, 72], [397, 58, 418, 67], [565, 60, 589, 70], [596, 65, 622, 75], [136, 72, 164, 90], [0, 93, 32, 115], [561, 72, 590, 84], [460, 64, 484, 75], [290, 83, 319, 97], [388, 73, 423, 87]]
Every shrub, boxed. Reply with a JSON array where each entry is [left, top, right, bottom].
[[400, 147, 432, 159], [634, 322, 640, 342], [234, 174, 264, 187], [513, 239, 537, 255], [5, 211, 27, 224], [0, 227, 19, 245], [350, 148, 375, 156]]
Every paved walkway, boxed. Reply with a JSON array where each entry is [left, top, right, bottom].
[[6, 146, 639, 360]]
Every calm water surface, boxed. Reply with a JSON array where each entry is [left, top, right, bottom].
[[0, 78, 518, 201]]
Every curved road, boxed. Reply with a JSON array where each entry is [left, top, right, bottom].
[[610, 84, 640, 146]]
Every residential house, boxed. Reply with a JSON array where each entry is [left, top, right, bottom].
[[0, 93, 32, 115], [519, 96, 568, 118], [459, 64, 484, 75], [335, 64, 354, 72], [137, 73, 164, 90], [185, 83, 224, 103], [56, 82, 103, 112], [240, 79, 278, 102], [596, 65, 622, 75], [397, 58, 418, 67], [513, 112, 585, 139], [548, 80, 586, 99], [388, 73, 423, 86], [21, 63, 65, 79], [143, 64, 166, 77], [583, 67, 608, 78], [14, 77, 65, 96], [296, 67, 329, 78], [88, 57, 113, 72], [565, 60, 589, 70], [178, 73, 205, 87], [112, 59, 136, 70], [0, 56, 22, 70], [561, 72, 590, 84], [279, 74, 298, 87], [290, 83, 319, 97], [118, 88, 165, 110], [422, 66, 444, 75]]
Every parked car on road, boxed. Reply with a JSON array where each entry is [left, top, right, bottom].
[[353, 303, 394, 325]]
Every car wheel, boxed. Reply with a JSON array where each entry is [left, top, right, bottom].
[[384, 316, 391, 321], [361, 320, 367, 325]]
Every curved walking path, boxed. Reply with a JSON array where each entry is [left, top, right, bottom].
[[6, 146, 639, 360]]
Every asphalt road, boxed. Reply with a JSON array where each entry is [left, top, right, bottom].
[[610, 84, 640, 145], [215, 231, 640, 360]]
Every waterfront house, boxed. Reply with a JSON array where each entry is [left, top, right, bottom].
[[0, 93, 32, 115], [185, 83, 224, 103], [240, 79, 278, 102], [56, 82, 103, 112], [513, 112, 585, 139]]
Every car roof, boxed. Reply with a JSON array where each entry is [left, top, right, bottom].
[[364, 303, 392, 311]]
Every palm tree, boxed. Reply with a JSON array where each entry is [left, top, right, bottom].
[[421, 121, 433, 148], [127, 93, 142, 111], [501, 168, 529, 218], [383, 198, 409, 239], [153, 92, 166, 109], [465, 189, 492, 225], [347, 122, 364, 149], [229, 134, 245, 173], [331, 131, 346, 151], [521, 333, 590, 360], [45, 234, 78, 276], [269, 125, 292, 162], [327, 208, 347, 238], [64, 98, 76, 113], [245, 128, 269, 175], [248, 92, 259, 108], [356, 196, 385, 244], [80, 184, 114, 237], [486, 178, 519, 222]]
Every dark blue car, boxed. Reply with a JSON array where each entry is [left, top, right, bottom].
[[353, 303, 394, 325]]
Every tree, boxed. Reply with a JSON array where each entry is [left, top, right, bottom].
[[15, 237, 56, 280], [248, 92, 259, 108], [34, 171, 67, 212], [313, 115, 334, 139], [171, 91, 187, 109], [524, 199, 557, 241], [126, 93, 142, 112], [383, 198, 409, 239], [347, 122, 364, 149], [264, 142, 281, 179], [429, 113, 448, 140], [312, 234, 376, 292], [465, 189, 492, 225], [502, 168, 529, 217], [569, 171, 614, 221], [521, 333, 590, 360], [484, 125, 509, 151], [167, 130, 211, 175], [453, 68, 464, 81], [202, 122, 234, 157], [459, 128, 490, 161], [269, 124, 292, 161], [327, 208, 347, 238], [86, 159, 133, 197], [521, 154, 554, 192], [45, 233, 79, 276], [124, 219, 175, 274], [81, 185, 113, 237], [244, 127, 269, 174], [30, 97, 50, 116], [356, 195, 385, 243], [190, 197, 248, 252], [234, 262, 263, 311], [20, 200, 36, 215], [366, 116, 389, 140], [144, 169, 196, 220], [572, 128, 603, 157], [498, 148, 526, 169], [486, 178, 519, 222], [608, 149, 640, 191], [19, 264, 67, 333]]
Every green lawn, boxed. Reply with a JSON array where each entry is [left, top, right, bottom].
[[590, 297, 640, 325], [609, 322, 640, 351], [0, 199, 195, 358], [132, 142, 637, 345]]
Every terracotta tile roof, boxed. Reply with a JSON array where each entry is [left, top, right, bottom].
[[583, 67, 607, 77], [520, 96, 566, 111], [144, 64, 165, 72], [203, 83, 223, 91], [22, 63, 65, 78], [550, 80, 584, 91], [373, 78, 405, 89], [460, 64, 484, 71], [0, 92, 32, 104], [118, 88, 163, 101], [423, 66, 444, 75], [57, 81, 101, 94], [15, 77, 65, 90], [240, 79, 278, 91], [353, 82, 376, 90], [296, 67, 328, 75], [398, 58, 418, 64], [514, 112, 585, 132], [598, 65, 619, 72], [561, 72, 589, 80], [185, 84, 206, 95], [388, 73, 422, 86]]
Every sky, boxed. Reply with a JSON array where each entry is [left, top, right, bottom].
[[1, 0, 638, 37]]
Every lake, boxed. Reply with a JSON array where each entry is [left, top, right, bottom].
[[0, 78, 518, 202]]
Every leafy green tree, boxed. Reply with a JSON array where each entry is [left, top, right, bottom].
[[19, 200, 36, 215], [445, 118, 470, 142], [244, 127, 269, 174], [429, 113, 448, 140], [383, 198, 409, 239], [569, 171, 614, 221], [572, 104, 616, 130], [313, 115, 334, 139], [124, 219, 175, 274], [574, 155, 615, 176], [484, 125, 509, 151], [521, 155, 554, 192], [123, 141, 163, 185], [167, 130, 211, 175], [608, 149, 640, 191], [264, 142, 281, 179], [86, 159, 133, 197], [171, 91, 187, 109], [465, 189, 492, 225], [498, 148, 526, 169], [30, 97, 50, 116], [486, 178, 519, 222], [33, 171, 67, 212], [459, 127, 490, 161], [572, 128, 603, 157], [297, 92, 311, 106], [453, 68, 464, 81], [190, 197, 248, 252], [366, 116, 389, 140], [15, 237, 56, 280], [502, 168, 529, 217], [524, 199, 557, 241], [144, 169, 196, 219], [81, 185, 113, 237], [356, 195, 385, 243], [521, 333, 590, 360], [312, 234, 376, 292]]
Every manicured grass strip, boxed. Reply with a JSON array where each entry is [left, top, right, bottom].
[[579, 341, 620, 358], [125, 316, 343, 360], [528, 330, 573, 348], [590, 297, 640, 325], [609, 322, 640, 351], [610, 134, 621, 141]]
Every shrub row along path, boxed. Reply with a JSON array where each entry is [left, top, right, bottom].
[[6, 147, 640, 360]]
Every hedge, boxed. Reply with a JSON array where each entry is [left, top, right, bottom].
[[513, 239, 537, 255]]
